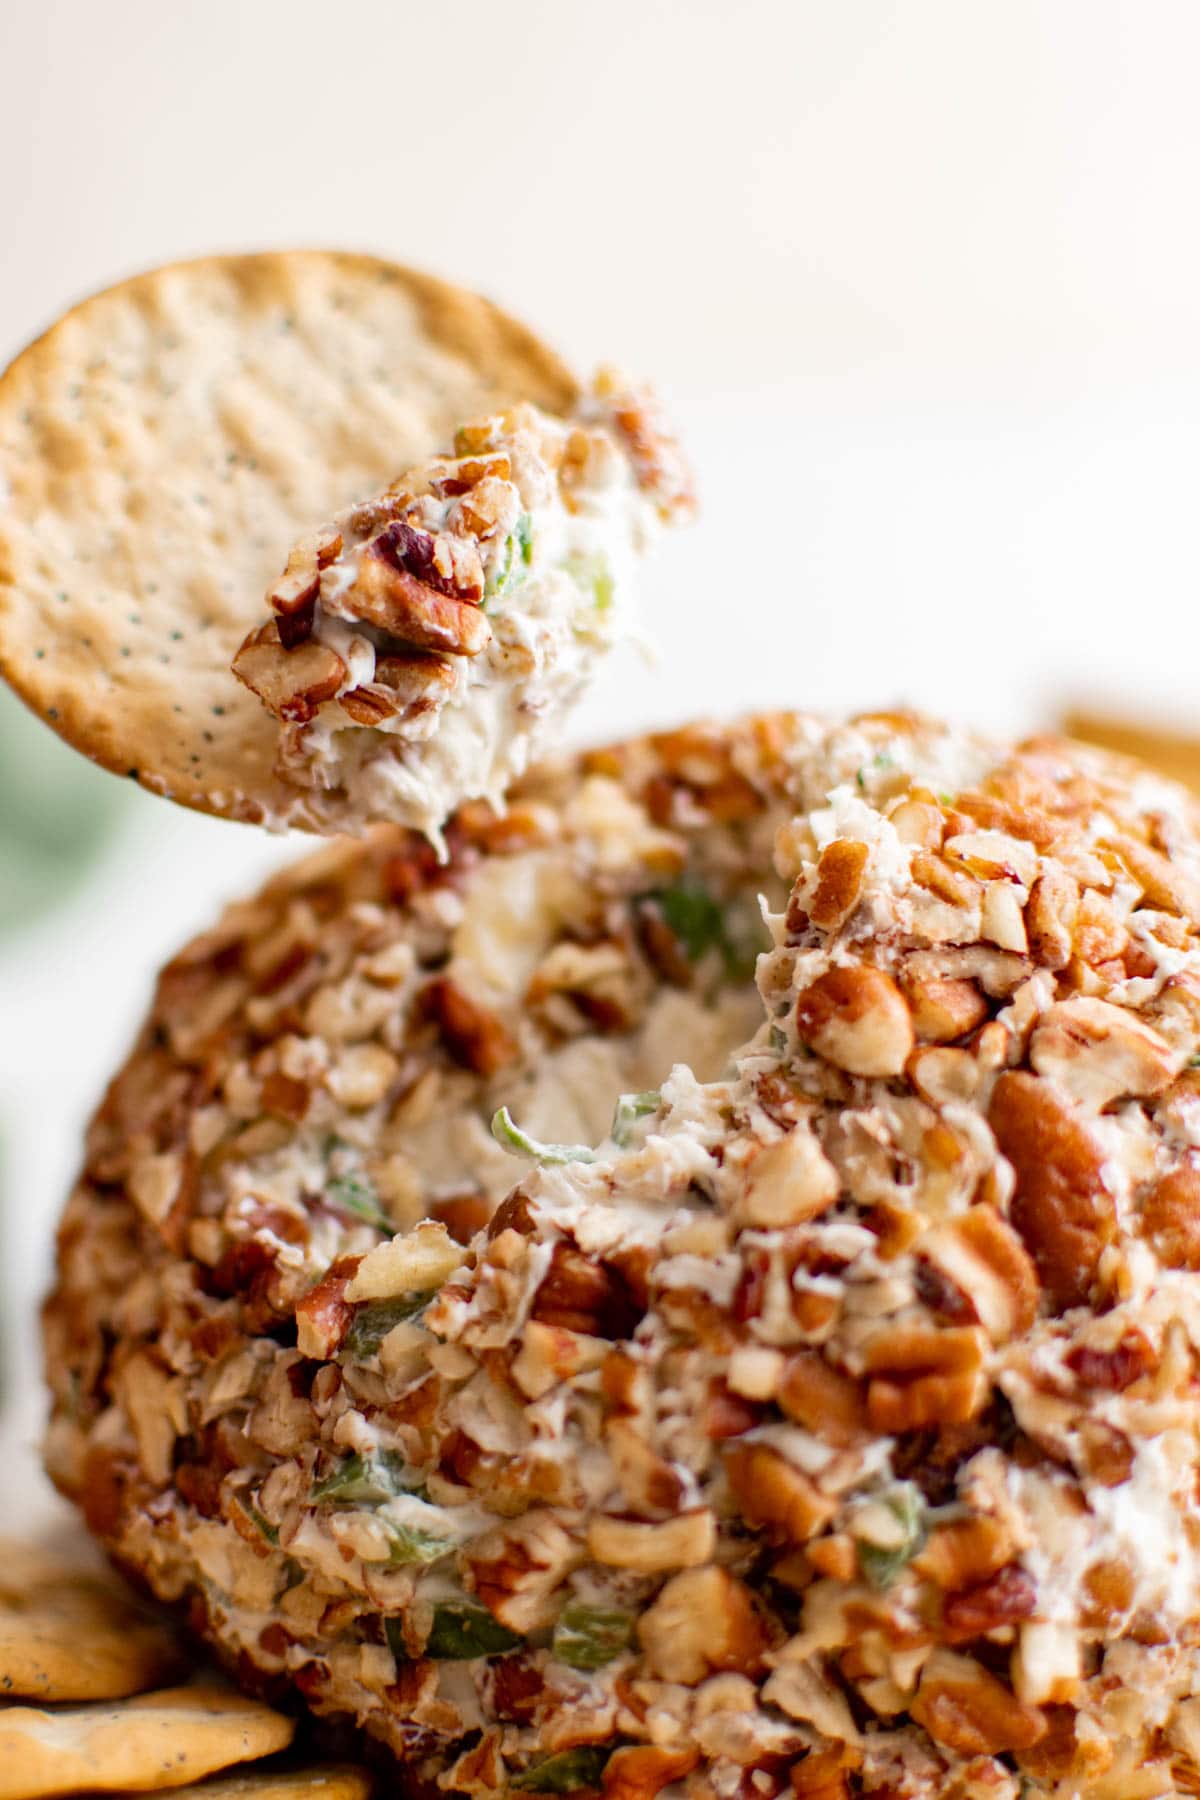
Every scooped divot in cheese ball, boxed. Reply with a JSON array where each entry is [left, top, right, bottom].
[[44, 711, 1200, 1800]]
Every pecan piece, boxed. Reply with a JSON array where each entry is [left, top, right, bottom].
[[1025, 865, 1079, 970], [295, 1254, 362, 1359], [1141, 1160, 1200, 1268], [917, 1205, 1040, 1343], [232, 621, 347, 723], [988, 1071, 1115, 1308], [911, 1648, 1046, 1754], [864, 1325, 988, 1432], [808, 839, 869, 932], [723, 1444, 837, 1543], [603, 1748, 699, 1800], [637, 1567, 768, 1683], [902, 972, 988, 1045], [587, 1510, 715, 1573], [268, 524, 344, 646], [338, 651, 455, 727], [794, 965, 914, 1077], [777, 1351, 869, 1447], [942, 1564, 1037, 1644], [733, 1127, 839, 1229], [1029, 997, 1176, 1111], [338, 541, 490, 656], [1066, 1328, 1154, 1390], [422, 976, 517, 1076]]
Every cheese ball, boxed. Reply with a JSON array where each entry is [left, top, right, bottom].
[[44, 712, 1200, 1800]]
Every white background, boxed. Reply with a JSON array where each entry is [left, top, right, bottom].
[[2, 0, 1199, 1523]]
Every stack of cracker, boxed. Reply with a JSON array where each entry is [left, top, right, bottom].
[[0, 1537, 372, 1799]]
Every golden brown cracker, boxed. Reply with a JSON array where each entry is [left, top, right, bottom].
[[0, 251, 577, 830], [0, 1684, 294, 1797], [0, 1538, 183, 1701]]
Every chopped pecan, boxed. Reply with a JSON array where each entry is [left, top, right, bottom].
[[1025, 866, 1079, 970], [1066, 1328, 1155, 1390], [1141, 1160, 1200, 1268], [594, 367, 696, 522], [468, 1510, 582, 1632], [267, 524, 344, 646], [864, 1325, 988, 1432], [901, 972, 988, 1045], [917, 1205, 1040, 1343], [941, 1564, 1037, 1644], [232, 621, 347, 723], [911, 1648, 1046, 1754], [534, 1246, 643, 1338], [295, 1254, 362, 1359], [1030, 997, 1176, 1111], [777, 1350, 869, 1447], [913, 1514, 1014, 1589], [888, 796, 945, 849], [808, 839, 869, 932], [428, 451, 513, 497], [587, 1510, 715, 1573], [733, 1127, 839, 1229], [339, 652, 455, 726], [794, 966, 914, 1077], [789, 1749, 858, 1800], [723, 1444, 837, 1543], [637, 1567, 768, 1684], [912, 850, 981, 910], [422, 976, 518, 1076], [989, 1071, 1115, 1308], [336, 529, 489, 653], [1108, 832, 1200, 926], [602, 1747, 699, 1800]]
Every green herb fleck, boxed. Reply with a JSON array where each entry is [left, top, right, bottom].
[[652, 878, 727, 961], [382, 1518, 453, 1567], [648, 878, 765, 978], [856, 1483, 927, 1589], [345, 1292, 431, 1359], [423, 1600, 523, 1660], [327, 1172, 394, 1235], [491, 1106, 596, 1165], [512, 1747, 614, 1794], [1189, 1054, 1200, 1069], [610, 1091, 661, 1147], [516, 511, 534, 565], [311, 1449, 413, 1504], [552, 1601, 634, 1671]]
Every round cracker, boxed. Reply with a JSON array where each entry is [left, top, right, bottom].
[[114, 1766, 374, 1799], [0, 1547, 183, 1701], [0, 1684, 295, 1798], [0, 251, 577, 829]]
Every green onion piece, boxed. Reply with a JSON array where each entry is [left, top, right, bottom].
[[516, 512, 534, 566], [856, 1483, 927, 1590], [383, 1520, 454, 1567], [311, 1449, 413, 1504], [647, 877, 765, 978], [344, 1292, 431, 1359], [424, 1600, 523, 1659], [491, 1106, 596, 1165], [326, 1173, 394, 1235], [552, 1601, 634, 1670], [511, 1746, 614, 1794], [610, 1091, 660, 1148], [652, 878, 728, 962]]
